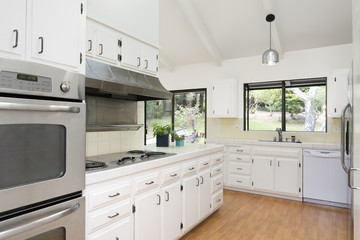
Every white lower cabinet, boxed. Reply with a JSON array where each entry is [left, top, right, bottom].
[[275, 158, 301, 196], [252, 156, 275, 192], [89, 216, 132, 240], [134, 188, 161, 240], [182, 174, 199, 233], [199, 169, 211, 220], [161, 181, 182, 240]]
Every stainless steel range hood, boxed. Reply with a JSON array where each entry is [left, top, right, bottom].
[[85, 59, 173, 101]]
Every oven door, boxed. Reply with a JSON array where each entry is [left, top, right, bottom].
[[0, 197, 85, 240], [0, 96, 85, 213]]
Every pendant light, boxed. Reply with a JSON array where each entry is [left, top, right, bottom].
[[262, 14, 279, 65]]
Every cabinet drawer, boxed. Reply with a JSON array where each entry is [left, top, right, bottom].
[[198, 157, 211, 170], [228, 154, 251, 162], [211, 154, 224, 165], [88, 183, 131, 211], [211, 191, 223, 211], [228, 145, 251, 154], [161, 166, 181, 185], [228, 162, 251, 175], [89, 216, 132, 240], [211, 164, 224, 177], [211, 174, 223, 193], [135, 173, 160, 193], [228, 174, 251, 188], [182, 161, 197, 176], [88, 198, 132, 233]]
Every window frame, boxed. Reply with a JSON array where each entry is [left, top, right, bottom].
[[144, 88, 207, 145], [243, 77, 327, 132]]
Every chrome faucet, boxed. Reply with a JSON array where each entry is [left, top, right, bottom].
[[276, 128, 283, 142]]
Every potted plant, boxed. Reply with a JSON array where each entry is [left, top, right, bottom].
[[152, 123, 171, 147], [174, 133, 185, 146]]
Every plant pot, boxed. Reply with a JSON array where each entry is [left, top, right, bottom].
[[176, 140, 184, 146], [156, 135, 169, 147]]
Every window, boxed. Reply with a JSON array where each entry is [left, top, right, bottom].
[[244, 78, 327, 132], [145, 89, 206, 144]]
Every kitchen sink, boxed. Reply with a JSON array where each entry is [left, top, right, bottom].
[[258, 139, 301, 143]]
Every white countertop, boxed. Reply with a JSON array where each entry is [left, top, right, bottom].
[[206, 138, 340, 150], [86, 143, 224, 185]]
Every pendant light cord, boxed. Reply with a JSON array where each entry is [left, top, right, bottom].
[[270, 22, 272, 50]]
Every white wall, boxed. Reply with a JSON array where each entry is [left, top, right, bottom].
[[159, 44, 353, 142]]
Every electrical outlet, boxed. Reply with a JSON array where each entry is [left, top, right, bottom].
[[333, 126, 339, 133], [235, 125, 239, 131]]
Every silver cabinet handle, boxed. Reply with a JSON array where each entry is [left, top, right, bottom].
[[145, 181, 154, 185], [237, 168, 243, 170], [165, 191, 170, 201], [216, 158, 222, 162], [237, 149, 243, 152], [216, 182, 221, 185], [88, 40, 92, 51], [217, 169, 221, 172], [189, 167, 195, 170], [157, 194, 161, 205], [341, 103, 351, 174], [0, 102, 80, 113], [137, 57, 141, 66], [216, 199, 221, 203], [278, 161, 280, 167], [108, 193, 120, 198], [203, 162, 209, 166], [196, 178, 200, 186], [270, 160, 272, 166], [200, 176, 204, 184], [0, 204, 79, 239], [38, 36, 44, 54], [13, 29, 18, 48], [99, 44, 103, 55], [236, 158, 242, 160], [170, 173, 177, 177], [145, 59, 148, 69], [108, 213, 119, 219], [236, 180, 243, 183]]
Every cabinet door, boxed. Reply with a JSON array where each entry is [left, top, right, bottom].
[[95, 29, 120, 64], [252, 156, 275, 192], [328, 69, 350, 117], [212, 79, 238, 117], [275, 158, 300, 196], [0, 0, 26, 59], [122, 36, 142, 69], [134, 188, 161, 240], [142, 45, 158, 74], [161, 182, 182, 240], [182, 174, 199, 232], [199, 169, 211, 220], [30, 0, 83, 71]]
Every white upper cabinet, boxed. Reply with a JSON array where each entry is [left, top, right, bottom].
[[87, 0, 159, 47], [29, 0, 85, 73], [0, 0, 26, 59], [211, 78, 239, 118], [328, 68, 350, 117]]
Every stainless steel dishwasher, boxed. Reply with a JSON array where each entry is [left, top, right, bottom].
[[303, 149, 350, 208]]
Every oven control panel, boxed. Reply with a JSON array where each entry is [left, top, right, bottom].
[[0, 71, 52, 93]]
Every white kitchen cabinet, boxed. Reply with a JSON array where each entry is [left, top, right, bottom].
[[29, 0, 85, 72], [0, 0, 26, 59], [134, 188, 161, 240], [87, 0, 159, 47], [199, 169, 211, 220], [275, 158, 301, 196], [161, 181, 182, 240], [88, 216, 132, 240], [328, 69, 350, 117], [211, 78, 239, 118], [182, 174, 199, 233], [122, 36, 158, 75], [251, 156, 275, 192]]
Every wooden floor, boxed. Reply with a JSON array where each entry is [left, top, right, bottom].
[[181, 190, 349, 240]]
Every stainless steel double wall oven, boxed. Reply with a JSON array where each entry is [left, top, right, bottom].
[[0, 58, 85, 239]]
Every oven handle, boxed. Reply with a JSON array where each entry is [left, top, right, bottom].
[[0, 203, 80, 239], [0, 102, 81, 113]]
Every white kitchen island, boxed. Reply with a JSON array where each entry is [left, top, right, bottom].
[[85, 143, 224, 240]]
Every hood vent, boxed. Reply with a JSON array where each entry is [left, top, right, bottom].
[[85, 59, 173, 101]]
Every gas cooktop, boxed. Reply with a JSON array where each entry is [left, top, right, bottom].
[[85, 150, 177, 172]]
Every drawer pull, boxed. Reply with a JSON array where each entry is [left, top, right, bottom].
[[145, 181, 154, 185], [108, 213, 119, 219], [165, 191, 170, 201], [196, 178, 200, 186], [237, 149, 243, 152], [189, 167, 195, 170], [236, 158, 242, 160], [108, 193, 120, 198], [216, 199, 222, 203], [216, 182, 221, 185], [217, 169, 221, 172], [237, 168, 243, 170], [237, 180, 243, 183], [203, 162, 209, 166], [170, 173, 178, 177], [157, 194, 161, 205], [216, 158, 222, 162]]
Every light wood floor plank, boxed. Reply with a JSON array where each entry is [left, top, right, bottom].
[[181, 190, 348, 240]]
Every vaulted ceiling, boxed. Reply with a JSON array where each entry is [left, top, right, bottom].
[[159, 0, 352, 70]]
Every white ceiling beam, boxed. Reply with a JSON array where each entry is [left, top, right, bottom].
[[262, 0, 284, 59], [177, 0, 223, 66], [159, 53, 175, 72]]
